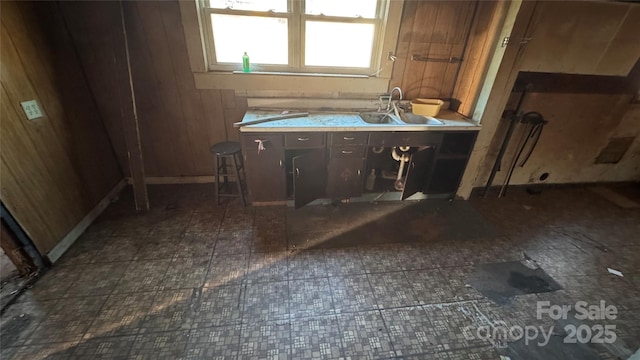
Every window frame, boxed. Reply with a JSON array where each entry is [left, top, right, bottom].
[[199, 0, 389, 76]]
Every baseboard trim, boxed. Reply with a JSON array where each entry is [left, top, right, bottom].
[[46, 179, 127, 263], [126, 176, 218, 184]]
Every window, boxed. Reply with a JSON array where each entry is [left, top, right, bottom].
[[201, 0, 391, 75]]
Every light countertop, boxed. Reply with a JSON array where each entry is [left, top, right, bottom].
[[238, 109, 480, 132]]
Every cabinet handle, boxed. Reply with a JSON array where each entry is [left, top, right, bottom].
[[279, 160, 283, 167], [343, 136, 355, 140], [341, 150, 353, 154], [297, 137, 310, 141], [357, 169, 361, 176], [295, 168, 300, 178]]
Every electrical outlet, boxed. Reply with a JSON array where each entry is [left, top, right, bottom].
[[20, 100, 43, 120]]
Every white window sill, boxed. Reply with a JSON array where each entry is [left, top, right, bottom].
[[230, 70, 369, 78]]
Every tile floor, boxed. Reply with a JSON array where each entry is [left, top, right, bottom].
[[1, 184, 639, 359]]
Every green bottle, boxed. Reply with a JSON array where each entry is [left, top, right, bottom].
[[242, 52, 250, 73]]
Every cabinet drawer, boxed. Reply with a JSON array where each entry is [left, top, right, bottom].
[[369, 132, 443, 146], [330, 146, 366, 159], [285, 133, 325, 148], [329, 132, 369, 146], [242, 134, 284, 154]]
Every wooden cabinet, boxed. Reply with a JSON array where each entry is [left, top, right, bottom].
[[520, 1, 640, 76], [426, 132, 477, 195], [241, 134, 286, 202], [327, 157, 365, 199], [292, 149, 326, 208], [242, 130, 477, 206]]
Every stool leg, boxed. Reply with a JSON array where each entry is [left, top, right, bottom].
[[214, 154, 220, 205], [220, 156, 228, 193], [231, 153, 247, 207]]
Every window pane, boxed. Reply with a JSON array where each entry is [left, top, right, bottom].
[[305, 21, 374, 68], [211, 14, 288, 65], [305, 0, 377, 18], [208, 0, 287, 12]]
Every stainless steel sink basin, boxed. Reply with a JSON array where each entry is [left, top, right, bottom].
[[399, 113, 444, 125], [359, 112, 399, 124]]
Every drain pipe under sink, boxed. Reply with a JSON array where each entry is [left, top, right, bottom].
[[392, 146, 410, 191]]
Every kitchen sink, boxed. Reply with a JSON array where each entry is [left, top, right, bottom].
[[359, 112, 400, 124], [399, 112, 444, 125]]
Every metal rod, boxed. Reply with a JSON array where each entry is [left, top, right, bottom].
[[481, 84, 531, 197], [411, 55, 463, 63]]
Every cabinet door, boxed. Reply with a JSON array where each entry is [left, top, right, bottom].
[[327, 158, 365, 199], [425, 158, 468, 195], [293, 149, 326, 208], [401, 146, 436, 200], [243, 135, 286, 202]]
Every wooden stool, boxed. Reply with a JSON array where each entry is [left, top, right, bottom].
[[209, 141, 247, 206]]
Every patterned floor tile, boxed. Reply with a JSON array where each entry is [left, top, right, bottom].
[[142, 289, 196, 333], [329, 275, 377, 313], [289, 278, 334, 318], [113, 260, 171, 294], [0, 300, 57, 347], [290, 315, 343, 359], [242, 281, 289, 323], [439, 266, 484, 301], [185, 325, 242, 359], [421, 302, 492, 352], [161, 257, 209, 290], [176, 232, 217, 259], [404, 269, 455, 305], [251, 226, 287, 253], [134, 235, 184, 261], [57, 236, 106, 266], [84, 292, 155, 338], [70, 336, 135, 359], [3, 342, 77, 360], [359, 245, 404, 273], [92, 235, 142, 263], [205, 253, 248, 287], [214, 230, 253, 255], [127, 330, 189, 359], [239, 321, 291, 360], [382, 306, 439, 356], [65, 262, 128, 297], [27, 296, 107, 345], [323, 248, 366, 276], [246, 251, 289, 283], [368, 272, 420, 309], [24, 265, 86, 301], [193, 285, 243, 328], [444, 346, 499, 360], [427, 243, 472, 268], [394, 244, 438, 271], [220, 208, 254, 232], [287, 250, 327, 280], [337, 311, 395, 359], [186, 211, 224, 234]]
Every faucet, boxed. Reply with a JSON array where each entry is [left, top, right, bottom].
[[387, 87, 403, 112]]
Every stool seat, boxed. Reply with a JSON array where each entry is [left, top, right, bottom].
[[210, 141, 241, 156]]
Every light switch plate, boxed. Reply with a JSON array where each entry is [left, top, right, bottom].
[[20, 100, 43, 120]]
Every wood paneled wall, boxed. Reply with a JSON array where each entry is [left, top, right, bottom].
[[0, 2, 122, 254], [61, 1, 247, 178], [390, 0, 477, 100], [452, 1, 508, 118]]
